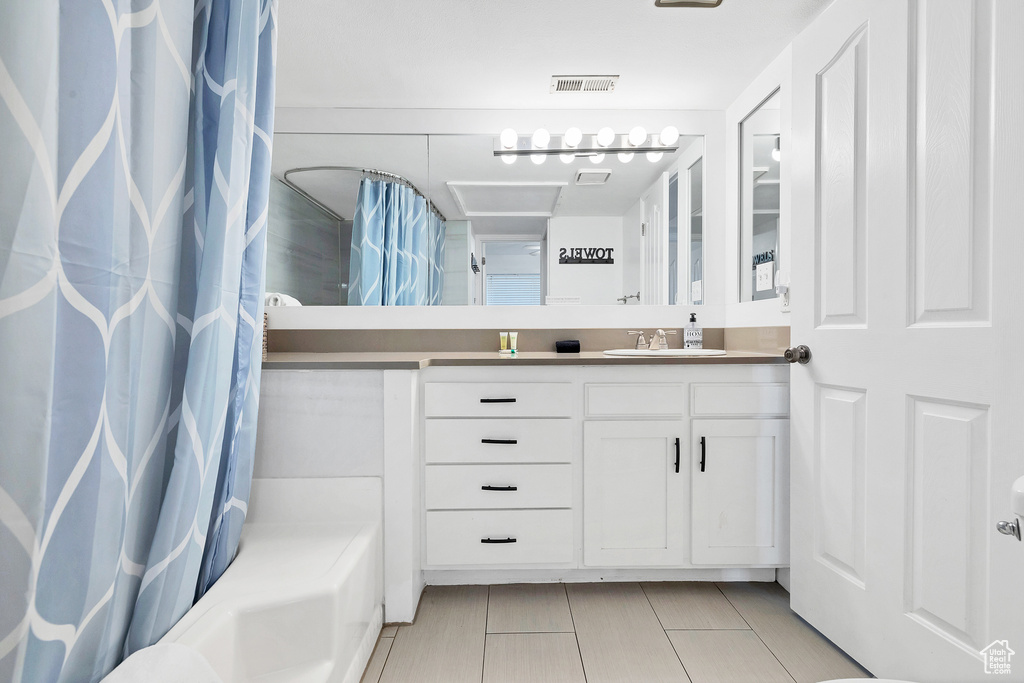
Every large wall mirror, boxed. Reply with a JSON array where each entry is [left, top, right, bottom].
[[266, 130, 706, 307]]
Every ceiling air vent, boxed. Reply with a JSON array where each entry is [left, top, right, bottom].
[[654, 0, 723, 7], [550, 75, 619, 94], [575, 169, 612, 186]]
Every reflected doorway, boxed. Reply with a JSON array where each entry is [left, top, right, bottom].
[[481, 240, 543, 305]]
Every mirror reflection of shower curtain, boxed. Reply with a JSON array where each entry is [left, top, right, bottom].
[[348, 178, 446, 305]]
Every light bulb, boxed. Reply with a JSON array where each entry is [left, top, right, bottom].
[[628, 126, 647, 146], [500, 128, 518, 149], [560, 153, 575, 164], [659, 125, 679, 147], [596, 127, 615, 147], [564, 127, 583, 148], [646, 151, 664, 162], [589, 153, 605, 164], [532, 128, 550, 149], [617, 152, 634, 163], [501, 154, 517, 165], [531, 153, 546, 165]]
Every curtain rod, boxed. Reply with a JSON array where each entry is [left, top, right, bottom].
[[280, 165, 447, 222]]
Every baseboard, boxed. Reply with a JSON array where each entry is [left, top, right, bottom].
[[424, 567, 777, 585]]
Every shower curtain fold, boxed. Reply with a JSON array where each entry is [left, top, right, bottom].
[[348, 178, 446, 306], [0, 1, 278, 681]]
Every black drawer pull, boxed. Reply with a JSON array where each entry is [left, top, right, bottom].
[[480, 397, 516, 403], [674, 437, 680, 473], [481, 485, 518, 491], [481, 438, 518, 445], [481, 537, 517, 544], [700, 436, 706, 473]]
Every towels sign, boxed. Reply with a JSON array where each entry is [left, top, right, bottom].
[[558, 247, 615, 264]]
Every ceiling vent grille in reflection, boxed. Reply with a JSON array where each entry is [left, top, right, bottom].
[[550, 75, 619, 93], [575, 169, 613, 186]]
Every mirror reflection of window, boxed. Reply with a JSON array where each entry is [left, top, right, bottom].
[[740, 90, 781, 302]]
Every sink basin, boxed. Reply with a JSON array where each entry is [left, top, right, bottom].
[[603, 348, 727, 357]]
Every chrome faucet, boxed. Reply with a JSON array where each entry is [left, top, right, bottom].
[[649, 329, 677, 350], [627, 330, 649, 349]]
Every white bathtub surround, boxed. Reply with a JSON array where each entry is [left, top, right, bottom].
[[102, 643, 223, 683], [252, 369, 425, 625], [162, 478, 383, 683]]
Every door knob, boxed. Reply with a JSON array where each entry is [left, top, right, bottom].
[[997, 519, 1021, 541], [784, 345, 811, 364]]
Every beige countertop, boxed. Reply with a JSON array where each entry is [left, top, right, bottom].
[[262, 350, 787, 370]]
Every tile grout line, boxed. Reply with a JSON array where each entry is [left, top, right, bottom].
[[481, 585, 491, 683], [367, 634, 395, 683], [563, 583, 589, 683], [715, 583, 798, 683], [639, 583, 695, 683]]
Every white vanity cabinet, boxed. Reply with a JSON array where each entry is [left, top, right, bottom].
[[581, 368, 790, 569], [690, 419, 789, 565], [582, 420, 689, 566], [422, 379, 575, 567], [419, 363, 789, 576]]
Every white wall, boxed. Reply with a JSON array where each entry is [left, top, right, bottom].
[[546, 216, 624, 305]]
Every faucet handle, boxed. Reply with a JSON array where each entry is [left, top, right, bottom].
[[651, 329, 677, 350], [627, 330, 649, 349]]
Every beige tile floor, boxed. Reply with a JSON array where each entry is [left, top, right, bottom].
[[361, 582, 871, 683]]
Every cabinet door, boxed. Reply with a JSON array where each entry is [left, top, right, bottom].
[[691, 419, 789, 565], [583, 421, 688, 566]]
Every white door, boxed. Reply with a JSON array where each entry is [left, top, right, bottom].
[[583, 421, 687, 566], [690, 419, 788, 566], [789, 0, 1024, 681]]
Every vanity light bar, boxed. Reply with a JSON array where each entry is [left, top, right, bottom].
[[494, 135, 679, 158]]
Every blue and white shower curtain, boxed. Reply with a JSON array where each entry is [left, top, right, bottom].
[[348, 178, 446, 306], [0, 1, 277, 681]]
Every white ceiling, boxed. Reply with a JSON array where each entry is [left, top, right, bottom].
[[275, 0, 831, 111]]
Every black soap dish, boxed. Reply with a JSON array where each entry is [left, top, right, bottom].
[[555, 340, 581, 354]]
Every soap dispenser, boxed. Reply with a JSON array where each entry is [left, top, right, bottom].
[[684, 313, 703, 349]]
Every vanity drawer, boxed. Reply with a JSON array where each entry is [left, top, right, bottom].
[[691, 383, 789, 417], [425, 419, 572, 464], [585, 383, 686, 418], [425, 509, 573, 566], [424, 383, 573, 418], [425, 464, 572, 510]]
